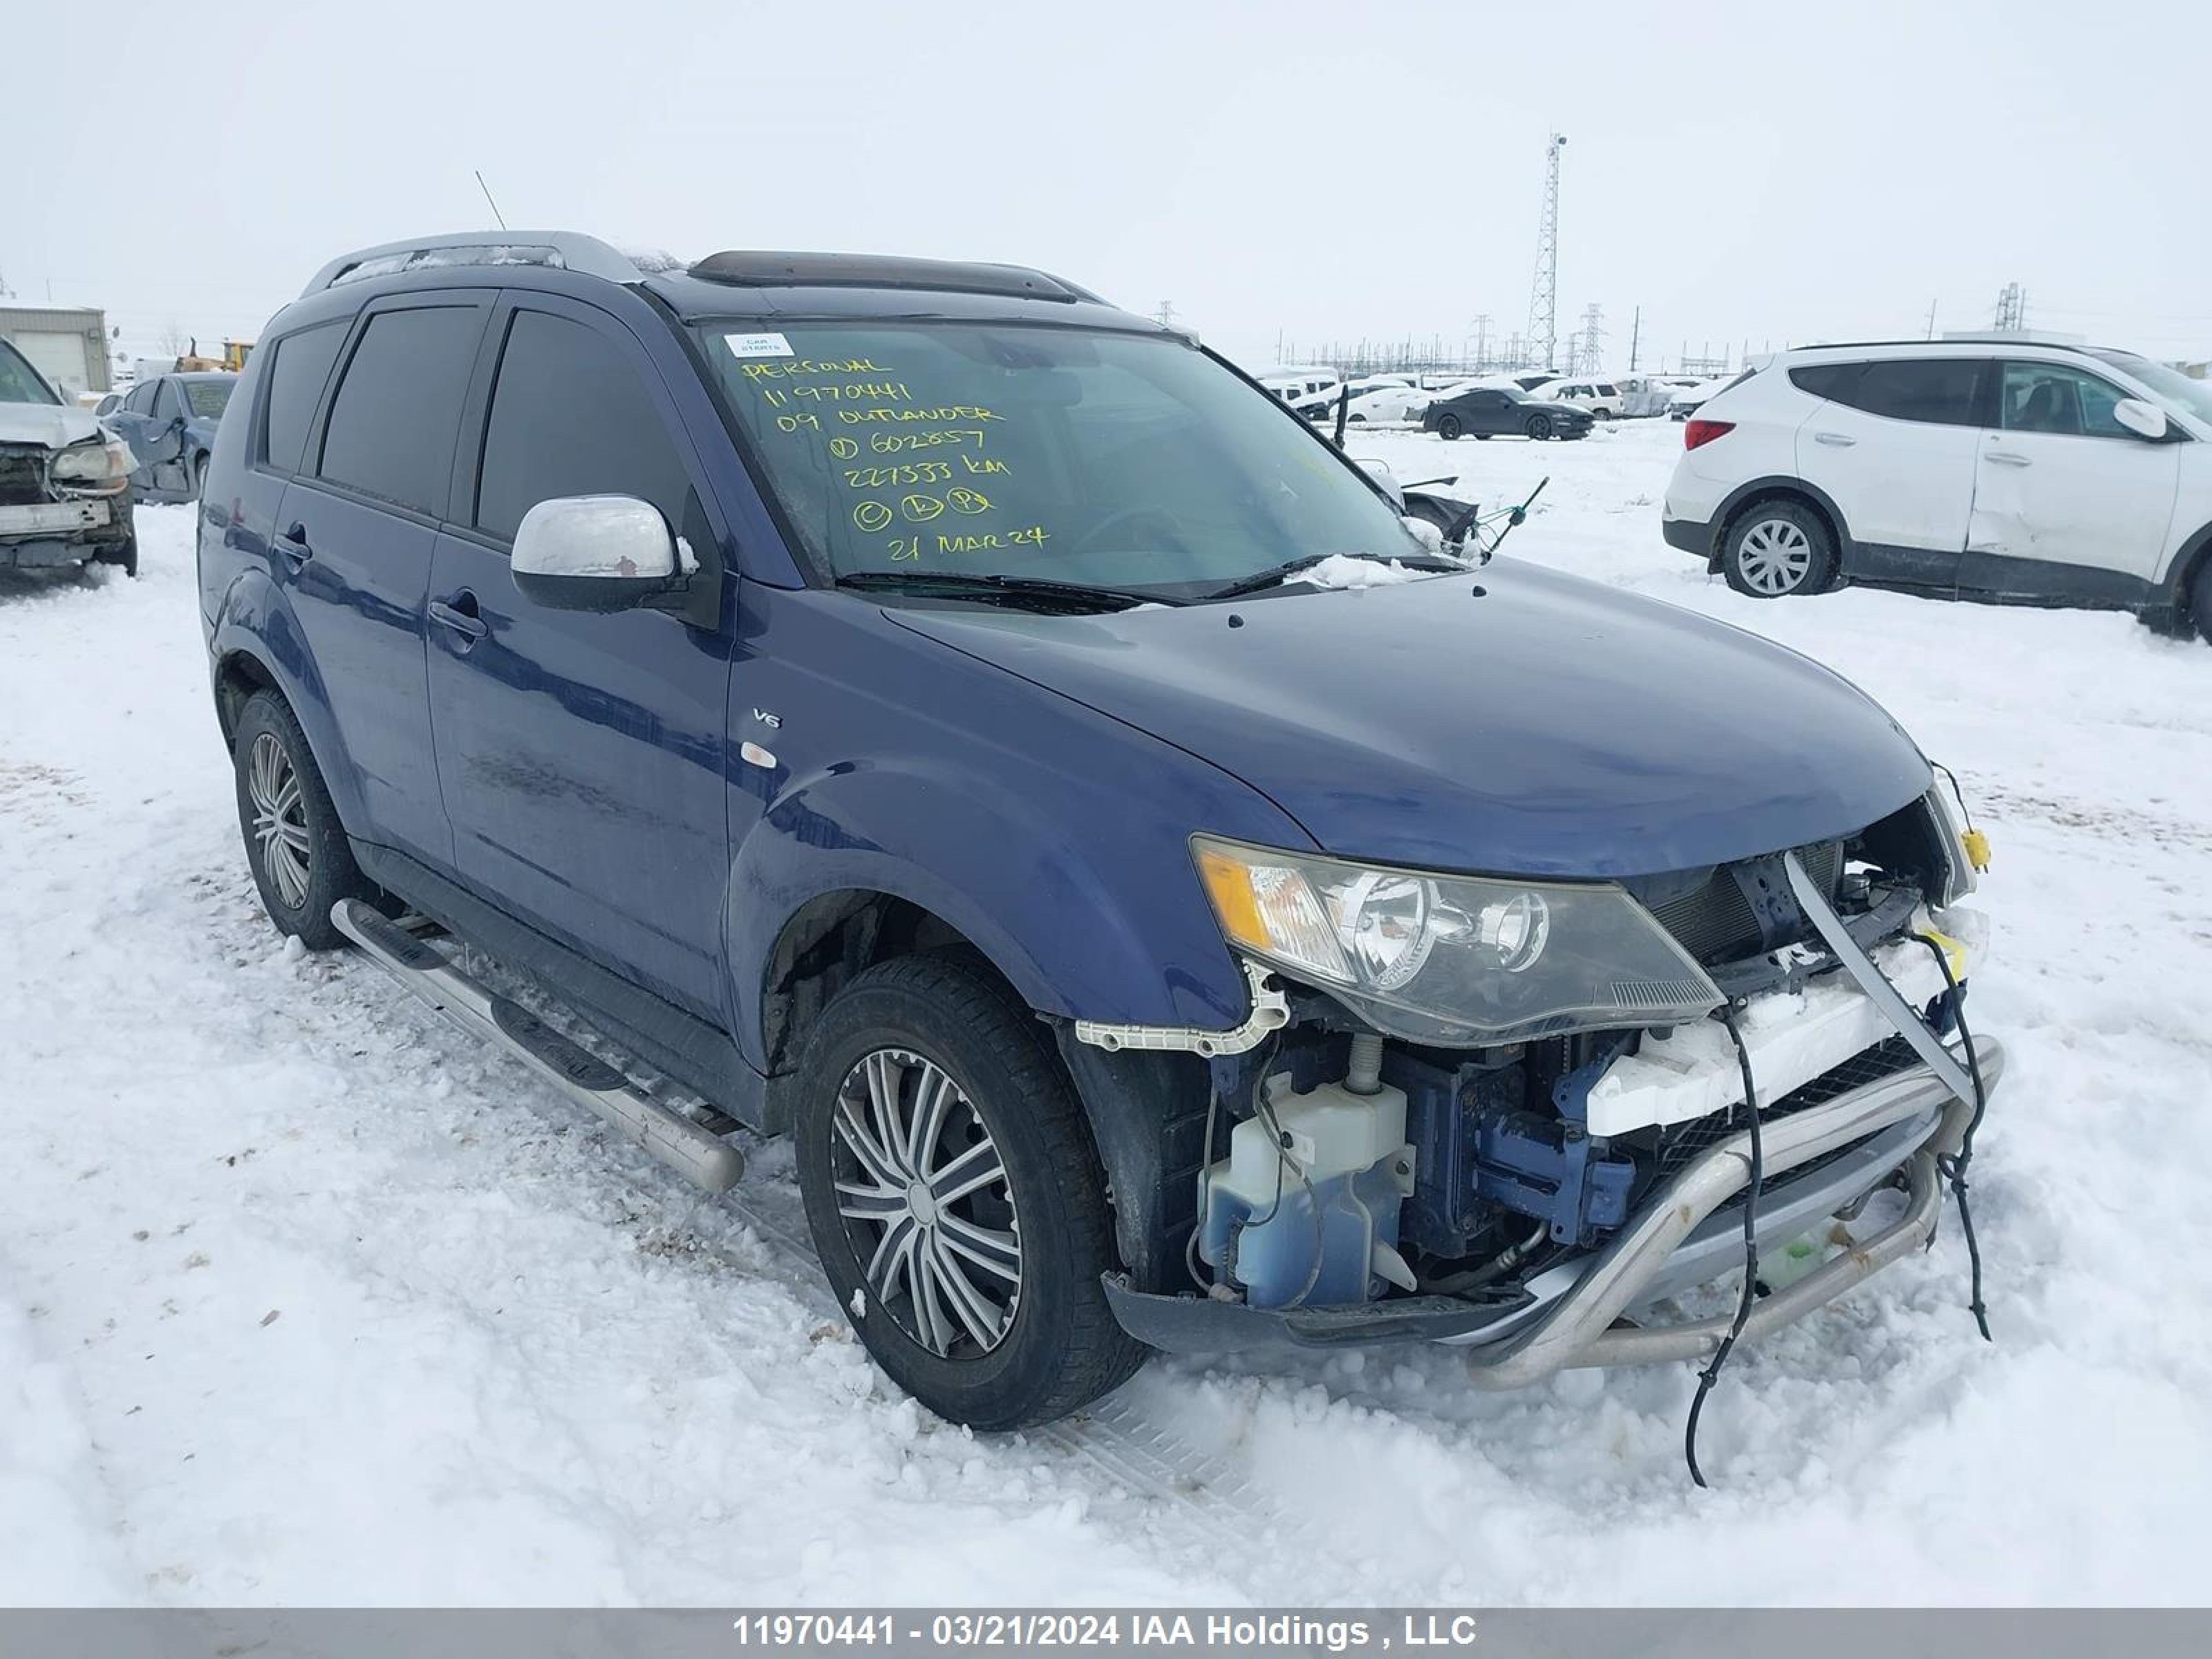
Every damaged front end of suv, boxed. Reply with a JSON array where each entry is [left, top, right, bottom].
[[1086, 782, 1997, 1391], [0, 339, 138, 577]]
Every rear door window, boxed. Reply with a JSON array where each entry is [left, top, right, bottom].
[[315, 305, 483, 517], [1834, 359, 1983, 426], [261, 321, 347, 474], [472, 308, 693, 544]]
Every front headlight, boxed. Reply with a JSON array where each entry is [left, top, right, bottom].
[[1192, 836, 1722, 1045], [49, 439, 133, 489]]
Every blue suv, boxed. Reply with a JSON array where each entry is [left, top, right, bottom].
[[198, 233, 2001, 1430]]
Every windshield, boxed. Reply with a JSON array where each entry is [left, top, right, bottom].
[[0, 342, 59, 405], [693, 322, 1424, 598], [183, 379, 234, 419], [2090, 350, 2212, 427]]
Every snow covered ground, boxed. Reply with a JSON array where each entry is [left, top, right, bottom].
[[3, 420, 2209, 1606]]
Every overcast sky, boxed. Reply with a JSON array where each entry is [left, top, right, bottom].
[[12, 0, 2211, 373]]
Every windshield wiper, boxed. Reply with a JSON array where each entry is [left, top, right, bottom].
[[834, 570, 1183, 612], [1201, 550, 1461, 601]]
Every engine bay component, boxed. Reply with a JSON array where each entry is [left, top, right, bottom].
[[1198, 1074, 1416, 1307]]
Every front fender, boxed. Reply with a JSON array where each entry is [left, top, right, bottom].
[[725, 753, 1284, 1071], [208, 567, 365, 834]]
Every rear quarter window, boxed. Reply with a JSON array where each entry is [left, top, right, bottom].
[[261, 322, 348, 474], [1790, 363, 1860, 401]]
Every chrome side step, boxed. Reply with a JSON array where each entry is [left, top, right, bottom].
[[330, 899, 745, 1192]]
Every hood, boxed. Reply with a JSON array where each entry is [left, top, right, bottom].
[[0, 401, 107, 451], [883, 560, 1931, 878]]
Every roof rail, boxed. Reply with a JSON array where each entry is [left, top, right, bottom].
[[1793, 332, 2096, 353], [301, 232, 643, 297]]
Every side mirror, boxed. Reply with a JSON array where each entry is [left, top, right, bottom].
[[1357, 457, 1405, 512], [2112, 397, 2170, 442], [95, 395, 119, 415], [512, 495, 684, 613]]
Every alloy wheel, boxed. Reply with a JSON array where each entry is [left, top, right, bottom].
[[246, 732, 312, 909], [832, 1047, 1022, 1358], [1736, 518, 1814, 594]]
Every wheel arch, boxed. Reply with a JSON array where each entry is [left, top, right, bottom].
[[207, 573, 368, 834], [755, 887, 1030, 1080], [1710, 475, 1853, 573], [758, 885, 1210, 1289], [2157, 518, 2212, 630]]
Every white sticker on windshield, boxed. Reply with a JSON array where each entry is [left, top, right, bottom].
[[724, 332, 795, 359]]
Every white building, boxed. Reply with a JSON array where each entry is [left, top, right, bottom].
[[0, 303, 113, 399]]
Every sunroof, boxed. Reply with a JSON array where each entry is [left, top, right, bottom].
[[686, 251, 1081, 302]]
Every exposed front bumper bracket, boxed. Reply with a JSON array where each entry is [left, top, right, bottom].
[[1785, 850, 1976, 1107], [1074, 959, 1288, 1057]]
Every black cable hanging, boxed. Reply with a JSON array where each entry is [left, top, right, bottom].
[[1685, 1006, 1766, 1488], [1914, 934, 1993, 1341]]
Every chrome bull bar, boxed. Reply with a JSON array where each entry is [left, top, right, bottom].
[[1452, 1035, 2003, 1387]]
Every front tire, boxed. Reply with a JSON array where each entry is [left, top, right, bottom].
[[232, 691, 377, 949], [1526, 413, 1554, 440], [796, 954, 1144, 1430], [2190, 554, 2212, 646], [1722, 501, 1836, 599]]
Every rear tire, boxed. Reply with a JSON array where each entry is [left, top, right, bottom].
[[232, 691, 377, 949], [191, 452, 209, 500], [2189, 554, 2212, 646], [1722, 500, 1836, 599], [796, 953, 1145, 1430], [1436, 413, 1463, 441]]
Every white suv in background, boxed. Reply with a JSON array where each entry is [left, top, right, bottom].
[[1660, 337, 2212, 641], [1530, 377, 1622, 418]]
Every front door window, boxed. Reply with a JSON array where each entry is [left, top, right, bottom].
[[2000, 362, 2131, 438]]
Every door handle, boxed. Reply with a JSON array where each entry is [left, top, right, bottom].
[[273, 522, 312, 566], [1812, 431, 1857, 447], [429, 592, 489, 642], [1985, 451, 2032, 467]]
